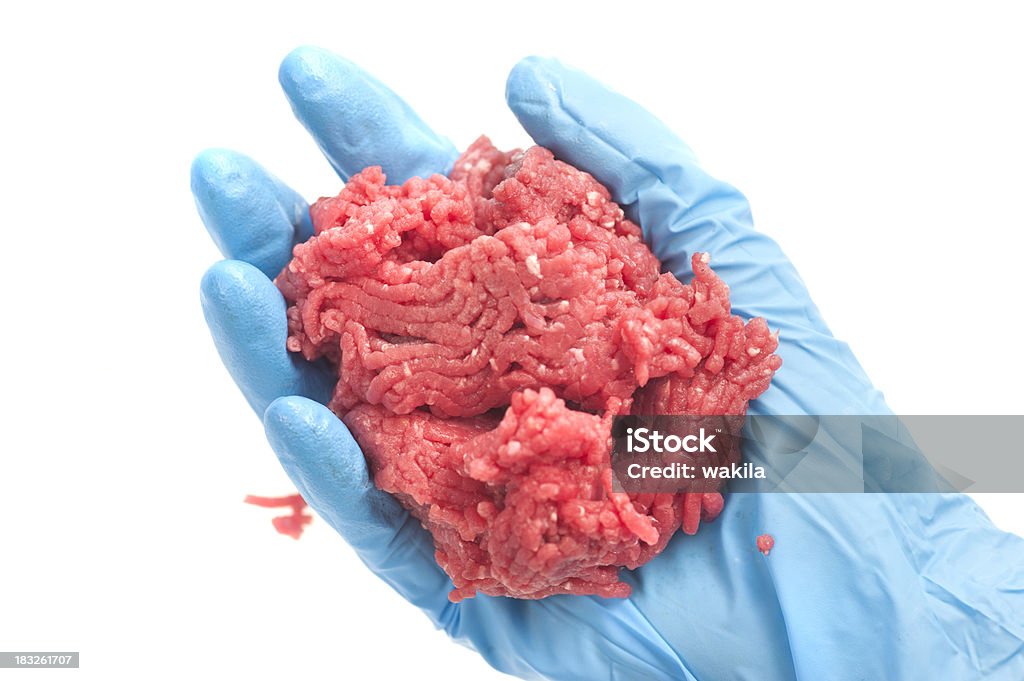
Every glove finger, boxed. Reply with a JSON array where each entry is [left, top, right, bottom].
[[505, 57, 823, 331], [279, 46, 458, 183], [200, 260, 333, 416], [191, 149, 312, 278], [264, 396, 455, 622], [506, 57, 889, 416]]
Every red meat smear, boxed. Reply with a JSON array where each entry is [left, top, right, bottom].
[[757, 533, 775, 556], [244, 494, 312, 540], [276, 137, 781, 600]]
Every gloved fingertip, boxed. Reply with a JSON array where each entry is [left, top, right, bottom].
[[505, 55, 561, 100], [506, 56, 701, 196], [199, 259, 274, 314], [276, 45, 457, 183], [264, 396, 354, 524], [191, 149, 304, 276], [263, 395, 354, 477], [264, 396, 380, 507], [190, 148, 257, 206], [278, 45, 355, 105], [504, 56, 570, 133], [200, 260, 336, 415], [506, 57, 660, 208]]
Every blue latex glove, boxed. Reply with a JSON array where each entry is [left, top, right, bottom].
[[192, 46, 1024, 680]]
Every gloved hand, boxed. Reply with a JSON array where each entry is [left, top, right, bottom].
[[191, 46, 1024, 680]]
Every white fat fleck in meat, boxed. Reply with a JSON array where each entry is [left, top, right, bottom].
[[586, 191, 601, 205], [525, 254, 542, 277], [747, 347, 761, 357]]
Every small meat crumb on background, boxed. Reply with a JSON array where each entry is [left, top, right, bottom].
[[244, 494, 312, 540], [757, 533, 775, 556]]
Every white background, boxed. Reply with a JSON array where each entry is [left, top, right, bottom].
[[2, 2, 1022, 679]]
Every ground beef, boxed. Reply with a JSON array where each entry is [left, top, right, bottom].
[[276, 137, 781, 601]]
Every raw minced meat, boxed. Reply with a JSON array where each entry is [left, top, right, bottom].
[[276, 137, 781, 601]]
